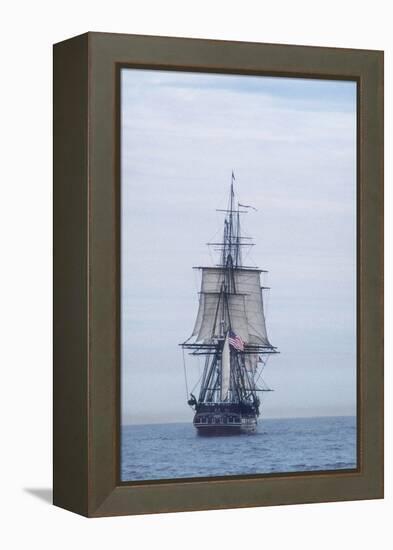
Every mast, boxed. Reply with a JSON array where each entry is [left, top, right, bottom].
[[221, 333, 230, 401], [181, 172, 278, 411], [228, 171, 235, 262]]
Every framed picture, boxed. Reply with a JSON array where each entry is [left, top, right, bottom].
[[53, 32, 383, 517]]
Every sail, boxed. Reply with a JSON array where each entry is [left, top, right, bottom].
[[200, 267, 224, 293], [189, 267, 271, 346], [181, 180, 277, 422], [233, 269, 271, 347], [221, 332, 230, 401], [191, 292, 249, 343], [190, 268, 223, 340], [191, 293, 220, 343], [228, 294, 249, 342]]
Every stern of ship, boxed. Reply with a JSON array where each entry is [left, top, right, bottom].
[[193, 404, 258, 435]]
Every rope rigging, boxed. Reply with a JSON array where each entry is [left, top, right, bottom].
[[179, 174, 278, 432]]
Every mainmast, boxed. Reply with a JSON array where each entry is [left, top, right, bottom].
[[182, 172, 277, 411], [217, 171, 250, 293], [227, 171, 235, 264]]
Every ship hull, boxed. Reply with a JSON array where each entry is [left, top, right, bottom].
[[195, 423, 256, 436], [193, 409, 258, 436]]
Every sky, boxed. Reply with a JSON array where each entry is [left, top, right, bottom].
[[120, 69, 357, 424]]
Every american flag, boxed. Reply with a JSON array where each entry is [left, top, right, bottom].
[[228, 331, 244, 351]]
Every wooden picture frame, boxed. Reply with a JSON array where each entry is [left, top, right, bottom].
[[53, 32, 383, 517]]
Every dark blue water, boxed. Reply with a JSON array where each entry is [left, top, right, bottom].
[[121, 416, 357, 481]]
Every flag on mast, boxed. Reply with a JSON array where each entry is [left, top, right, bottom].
[[238, 202, 257, 211], [228, 330, 244, 351]]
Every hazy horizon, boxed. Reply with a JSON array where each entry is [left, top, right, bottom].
[[121, 69, 357, 425], [123, 413, 357, 427]]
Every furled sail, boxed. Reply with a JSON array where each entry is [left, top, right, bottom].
[[221, 332, 230, 401], [189, 267, 271, 347]]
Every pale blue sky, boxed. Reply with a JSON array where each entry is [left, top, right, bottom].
[[121, 69, 357, 424]]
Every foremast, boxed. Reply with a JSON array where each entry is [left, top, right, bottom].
[[182, 172, 277, 415]]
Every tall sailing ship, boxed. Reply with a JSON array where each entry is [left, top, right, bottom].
[[181, 173, 278, 435]]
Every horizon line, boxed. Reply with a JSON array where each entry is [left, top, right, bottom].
[[122, 414, 356, 427]]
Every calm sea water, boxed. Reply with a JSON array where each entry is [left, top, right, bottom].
[[121, 416, 357, 482]]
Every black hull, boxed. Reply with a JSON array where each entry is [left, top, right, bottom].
[[195, 423, 255, 436], [193, 406, 258, 436]]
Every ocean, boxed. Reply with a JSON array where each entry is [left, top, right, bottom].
[[121, 415, 357, 482]]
